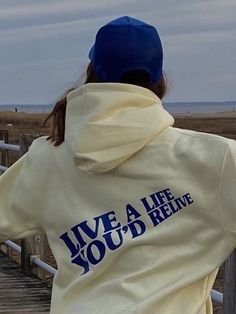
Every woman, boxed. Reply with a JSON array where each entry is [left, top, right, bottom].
[[0, 16, 236, 314]]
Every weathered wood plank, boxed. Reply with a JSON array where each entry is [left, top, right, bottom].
[[223, 250, 236, 314], [0, 130, 9, 168], [0, 252, 51, 313]]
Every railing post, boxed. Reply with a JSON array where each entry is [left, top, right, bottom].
[[223, 250, 236, 313], [0, 130, 9, 167], [1, 134, 52, 279], [19, 134, 35, 156], [20, 240, 31, 274], [33, 232, 47, 280]]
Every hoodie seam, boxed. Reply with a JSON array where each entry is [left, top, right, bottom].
[[68, 84, 160, 102], [172, 127, 229, 142], [3, 226, 40, 241], [79, 85, 88, 171], [26, 148, 43, 230], [218, 144, 235, 248]]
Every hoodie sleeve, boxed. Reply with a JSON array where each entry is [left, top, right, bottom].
[[220, 139, 236, 247], [0, 153, 39, 241]]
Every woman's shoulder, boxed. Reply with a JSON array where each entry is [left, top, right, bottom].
[[29, 136, 52, 155], [28, 136, 67, 163], [165, 126, 236, 163], [170, 126, 235, 146]]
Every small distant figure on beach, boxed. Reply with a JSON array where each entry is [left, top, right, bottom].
[[14, 107, 17, 112]]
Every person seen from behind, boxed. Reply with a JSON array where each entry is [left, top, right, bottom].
[[0, 15, 236, 314]]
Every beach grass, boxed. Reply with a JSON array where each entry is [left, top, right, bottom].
[[0, 111, 46, 125], [0, 111, 49, 145]]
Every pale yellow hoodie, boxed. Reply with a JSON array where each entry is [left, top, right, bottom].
[[0, 83, 236, 314]]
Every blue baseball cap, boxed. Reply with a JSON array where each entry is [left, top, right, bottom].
[[89, 16, 163, 85]]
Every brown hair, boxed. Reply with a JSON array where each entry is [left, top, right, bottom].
[[44, 62, 168, 146]]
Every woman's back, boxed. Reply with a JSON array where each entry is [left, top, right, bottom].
[[13, 82, 235, 314], [1, 16, 236, 314]]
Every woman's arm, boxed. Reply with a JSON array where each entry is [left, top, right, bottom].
[[220, 139, 236, 247], [0, 153, 39, 241]]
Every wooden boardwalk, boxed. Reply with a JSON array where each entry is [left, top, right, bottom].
[[0, 251, 51, 313]]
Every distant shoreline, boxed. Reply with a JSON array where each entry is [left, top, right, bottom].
[[0, 102, 236, 117], [173, 110, 236, 118], [1, 109, 236, 118]]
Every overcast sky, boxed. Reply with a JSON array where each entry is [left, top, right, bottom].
[[0, 0, 235, 104]]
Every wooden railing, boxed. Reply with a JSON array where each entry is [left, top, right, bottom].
[[0, 131, 56, 281]]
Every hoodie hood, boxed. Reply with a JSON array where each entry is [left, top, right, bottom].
[[65, 83, 174, 174]]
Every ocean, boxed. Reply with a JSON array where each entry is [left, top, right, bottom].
[[165, 101, 236, 114], [0, 101, 236, 114]]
